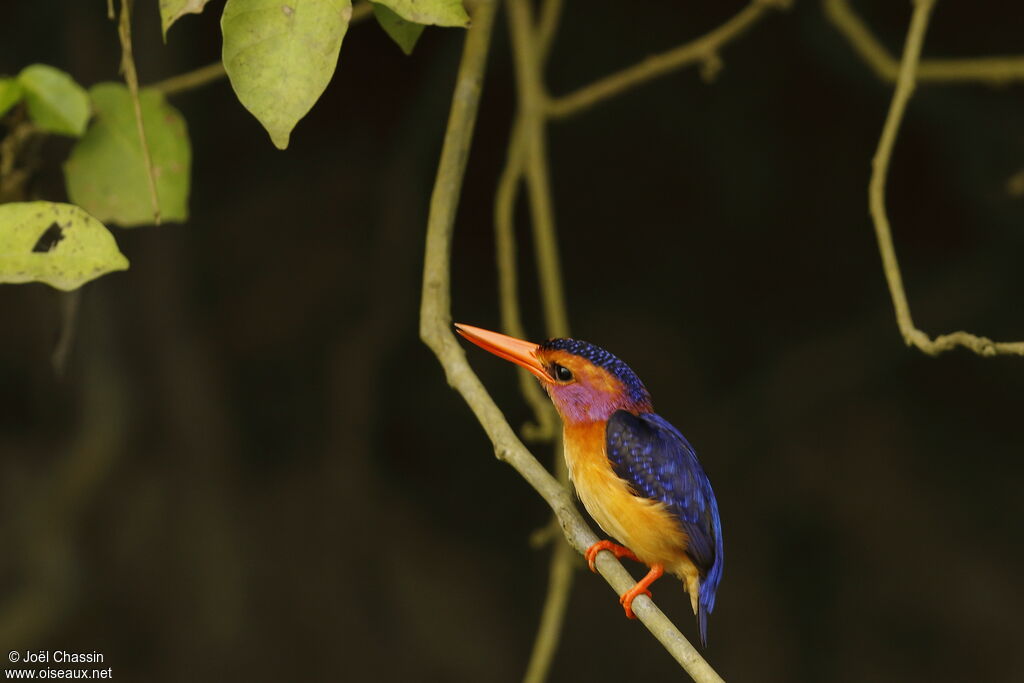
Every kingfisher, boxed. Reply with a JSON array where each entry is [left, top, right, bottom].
[[455, 323, 724, 646]]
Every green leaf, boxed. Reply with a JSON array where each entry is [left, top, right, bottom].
[[0, 202, 128, 291], [17, 64, 90, 136], [373, 0, 468, 27], [160, 0, 213, 39], [0, 77, 23, 117], [372, 3, 425, 55], [222, 0, 352, 149], [64, 83, 191, 228]]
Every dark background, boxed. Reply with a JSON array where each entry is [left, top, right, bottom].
[[2, 1, 1023, 681]]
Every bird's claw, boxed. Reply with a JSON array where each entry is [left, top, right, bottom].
[[584, 540, 640, 572], [619, 586, 653, 619]]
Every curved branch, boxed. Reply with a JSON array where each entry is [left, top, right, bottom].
[[535, 0, 564, 66], [547, 0, 785, 120], [418, 3, 725, 680], [523, 448, 577, 683], [499, 3, 574, 680], [868, 0, 1024, 356], [494, 118, 560, 441], [825, 0, 1024, 86], [508, 0, 569, 337], [494, 0, 570, 442]]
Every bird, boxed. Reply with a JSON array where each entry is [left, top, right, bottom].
[[455, 323, 723, 646]]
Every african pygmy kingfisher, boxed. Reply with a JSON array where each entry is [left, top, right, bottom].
[[455, 323, 724, 646]]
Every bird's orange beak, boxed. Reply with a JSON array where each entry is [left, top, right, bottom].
[[455, 323, 554, 383]]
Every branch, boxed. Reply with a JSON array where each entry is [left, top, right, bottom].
[[508, 0, 569, 338], [152, 61, 226, 96], [825, 0, 1024, 85], [494, 0, 564, 441], [522, 440, 576, 683], [503, 2, 575, 679], [494, 118, 559, 441], [535, 0, 564, 66], [117, 0, 161, 224], [868, 0, 1024, 357], [547, 0, 786, 120], [418, 3, 725, 680]]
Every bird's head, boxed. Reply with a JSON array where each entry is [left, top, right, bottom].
[[455, 323, 652, 424]]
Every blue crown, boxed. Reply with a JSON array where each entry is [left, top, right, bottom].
[[539, 338, 651, 406]]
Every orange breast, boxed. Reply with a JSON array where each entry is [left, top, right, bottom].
[[563, 422, 693, 577]]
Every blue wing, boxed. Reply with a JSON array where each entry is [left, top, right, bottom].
[[605, 410, 724, 643]]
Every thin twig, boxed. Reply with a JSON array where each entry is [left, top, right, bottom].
[[825, 0, 1024, 86], [418, 3, 725, 679], [150, 1, 375, 96], [508, 0, 569, 338], [493, 0, 565, 440], [117, 0, 161, 224], [523, 439, 576, 683], [503, 2, 576, 680], [868, 0, 1024, 357], [494, 118, 559, 441], [547, 0, 785, 119], [152, 62, 227, 96], [528, 516, 560, 548], [535, 0, 564, 66]]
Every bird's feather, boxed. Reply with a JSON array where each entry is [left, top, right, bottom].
[[605, 410, 724, 643]]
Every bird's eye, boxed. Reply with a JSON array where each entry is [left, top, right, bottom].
[[553, 364, 573, 382]]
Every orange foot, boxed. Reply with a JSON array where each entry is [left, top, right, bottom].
[[584, 540, 640, 572], [619, 564, 664, 619]]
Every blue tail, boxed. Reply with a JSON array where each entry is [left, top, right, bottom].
[[697, 549, 723, 646], [697, 496, 724, 647]]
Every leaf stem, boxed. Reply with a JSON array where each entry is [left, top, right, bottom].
[[117, 0, 161, 225], [151, 1, 375, 96]]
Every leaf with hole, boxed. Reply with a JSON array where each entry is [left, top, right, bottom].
[[222, 0, 352, 149], [0, 202, 128, 291], [160, 0, 213, 38], [0, 77, 23, 117], [374, 0, 467, 27], [64, 83, 191, 227], [373, 3, 425, 55], [17, 64, 90, 136]]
